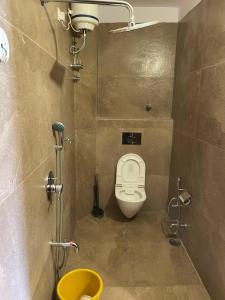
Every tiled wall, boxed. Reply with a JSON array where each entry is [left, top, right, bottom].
[[96, 23, 177, 213], [74, 30, 98, 219], [0, 1, 75, 299], [169, 0, 225, 299]]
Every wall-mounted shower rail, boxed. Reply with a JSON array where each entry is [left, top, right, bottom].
[[40, 0, 135, 25]]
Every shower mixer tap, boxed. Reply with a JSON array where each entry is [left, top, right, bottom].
[[46, 183, 63, 195], [46, 171, 63, 203]]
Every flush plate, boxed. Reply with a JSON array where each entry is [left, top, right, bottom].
[[122, 132, 142, 145]]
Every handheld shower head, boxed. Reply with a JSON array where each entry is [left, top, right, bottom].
[[109, 21, 160, 33], [52, 122, 65, 132], [52, 122, 65, 149]]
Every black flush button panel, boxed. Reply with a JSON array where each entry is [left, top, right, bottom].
[[122, 132, 142, 145]]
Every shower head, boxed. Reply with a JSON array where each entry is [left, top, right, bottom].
[[109, 21, 160, 33], [52, 122, 65, 132], [52, 122, 65, 149]]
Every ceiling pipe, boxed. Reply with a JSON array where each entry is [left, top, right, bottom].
[[40, 0, 135, 26]]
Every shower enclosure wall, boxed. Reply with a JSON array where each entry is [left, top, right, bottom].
[[0, 3, 76, 299], [74, 22, 177, 219], [169, 1, 225, 299]]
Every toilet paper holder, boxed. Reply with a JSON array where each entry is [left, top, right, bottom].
[[162, 177, 192, 244], [177, 177, 192, 206], [178, 190, 191, 206]]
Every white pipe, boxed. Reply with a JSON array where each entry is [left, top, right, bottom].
[[40, 0, 135, 24]]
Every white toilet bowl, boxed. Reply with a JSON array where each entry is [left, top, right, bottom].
[[115, 154, 147, 218]]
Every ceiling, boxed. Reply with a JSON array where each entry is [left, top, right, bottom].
[[129, 0, 180, 7]]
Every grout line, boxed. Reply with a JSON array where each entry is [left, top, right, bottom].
[[180, 240, 212, 299], [0, 15, 70, 70], [0, 152, 53, 205], [97, 118, 174, 122], [201, 59, 225, 72], [173, 128, 225, 153]]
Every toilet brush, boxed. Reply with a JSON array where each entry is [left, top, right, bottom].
[[92, 174, 104, 218]]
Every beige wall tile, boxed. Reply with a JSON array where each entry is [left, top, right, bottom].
[[197, 63, 225, 149], [0, 141, 75, 300], [75, 129, 96, 180], [0, 201, 29, 299], [169, 131, 195, 199], [75, 129, 96, 219], [32, 253, 55, 300], [145, 175, 169, 211], [73, 28, 98, 219], [96, 23, 175, 214], [1, 155, 56, 297], [202, 0, 225, 68], [96, 126, 120, 175], [61, 73, 75, 136], [98, 23, 177, 120], [98, 23, 177, 78], [97, 119, 172, 129], [169, 1, 225, 299], [63, 142, 76, 208], [0, 18, 63, 201], [0, 3, 75, 299], [0, 1, 71, 64], [74, 74, 97, 129], [98, 76, 174, 119], [98, 173, 117, 212], [173, 71, 201, 137], [175, 1, 206, 75], [76, 174, 95, 219]]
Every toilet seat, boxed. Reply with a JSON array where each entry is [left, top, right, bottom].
[[116, 153, 145, 190], [115, 154, 147, 218], [115, 186, 146, 202]]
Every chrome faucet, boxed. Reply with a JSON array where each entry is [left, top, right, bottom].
[[46, 171, 63, 204], [49, 241, 79, 254]]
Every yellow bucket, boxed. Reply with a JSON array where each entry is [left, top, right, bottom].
[[57, 269, 103, 300]]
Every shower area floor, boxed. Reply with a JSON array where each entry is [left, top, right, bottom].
[[65, 211, 211, 300]]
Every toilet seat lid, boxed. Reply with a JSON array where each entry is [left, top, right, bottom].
[[116, 153, 146, 186]]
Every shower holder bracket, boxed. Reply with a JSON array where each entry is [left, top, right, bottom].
[[54, 145, 63, 151]]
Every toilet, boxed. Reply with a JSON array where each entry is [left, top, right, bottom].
[[115, 153, 147, 218]]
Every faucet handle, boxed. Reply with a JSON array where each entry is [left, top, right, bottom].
[[49, 240, 79, 254], [70, 241, 79, 254]]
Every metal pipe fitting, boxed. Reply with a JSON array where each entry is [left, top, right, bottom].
[[180, 223, 189, 228], [49, 241, 79, 254], [40, 0, 135, 24], [46, 183, 63, 195], [54, 145, 63, 151]]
